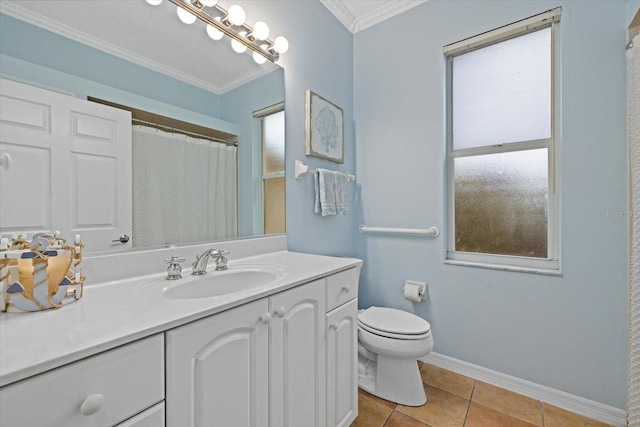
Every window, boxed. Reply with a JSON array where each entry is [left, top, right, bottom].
[[445, 8, 561, 272], [254, 103, 285, 235]]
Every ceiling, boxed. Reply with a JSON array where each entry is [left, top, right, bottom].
[[0, 1, 425, 94]]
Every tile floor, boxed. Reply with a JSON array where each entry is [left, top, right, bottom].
[[352, 362, 614, 427]]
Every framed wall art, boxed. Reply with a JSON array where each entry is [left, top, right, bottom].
[[305, 90, 344, 163]]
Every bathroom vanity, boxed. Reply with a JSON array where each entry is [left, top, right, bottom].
[[0, 240, 361, 427]]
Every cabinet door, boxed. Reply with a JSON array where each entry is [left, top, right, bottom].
[[165, 299, 269, 427], [269, 279, 327, 427], [326, 299, 358, 427]]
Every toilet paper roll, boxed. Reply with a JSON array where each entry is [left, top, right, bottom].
[[403, 280, 425, 302]]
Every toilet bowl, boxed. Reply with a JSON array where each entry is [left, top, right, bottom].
[[357, 306, 433, 406]]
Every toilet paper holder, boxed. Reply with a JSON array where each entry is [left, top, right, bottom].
[[403, 280, 427, 302]]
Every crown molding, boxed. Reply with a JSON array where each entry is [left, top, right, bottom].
[[319, 0, 358, 33], [356, 1, 428, 33], [219, 62, 278, 93], [0, 1, 224, 95], [320, 0, 427, 34]]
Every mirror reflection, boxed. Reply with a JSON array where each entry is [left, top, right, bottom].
[[0, 3, 286, 254]]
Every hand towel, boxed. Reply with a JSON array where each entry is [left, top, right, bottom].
[[314, 169, 348, 216]]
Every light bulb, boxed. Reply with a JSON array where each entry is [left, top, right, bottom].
[[200, 0, 217, 6], [253, 51, 267, 64], [227, 5, 246, 26], [231, 36, 247, 53], [273, 36, 289, 54], [206, 24, 223, 40], [252, 21, 269, 41], [145, 0, 162, 5], [177, 6, 197, 24]]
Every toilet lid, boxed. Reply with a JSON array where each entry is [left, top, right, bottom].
[[358, 306, 431, 336]]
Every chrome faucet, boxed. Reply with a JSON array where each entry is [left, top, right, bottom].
[[191, 249, 217, 275], [191, 249, 229, 275]]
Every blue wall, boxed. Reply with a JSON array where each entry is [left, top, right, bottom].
[[243, 0, 357, 257], [354, 0, 628, 409], [221, 68, 285, 237]]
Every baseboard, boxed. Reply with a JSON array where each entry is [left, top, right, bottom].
[[421, 352, 628, 427]]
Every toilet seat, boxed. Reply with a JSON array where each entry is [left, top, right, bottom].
[[358, 322, 431, 340], [358, 307, 431, 340]]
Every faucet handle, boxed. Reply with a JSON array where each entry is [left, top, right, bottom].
[[213, 249, 229, 271], [164, 255, 185, 280], [165, 255, 185, 264]]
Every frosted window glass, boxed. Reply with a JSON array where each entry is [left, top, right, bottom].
[[454, 149, 548, 258], [263, 110, 285, 173], [263, 177, 286, 234], [453, 28, 551, 150]]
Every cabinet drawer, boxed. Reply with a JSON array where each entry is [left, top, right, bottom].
[[326, 268, 359, 311], [116, 402, 165, 427], [0, 334, 164, 427]]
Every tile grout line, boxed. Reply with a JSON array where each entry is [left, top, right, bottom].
[[462, 380, 477, 427]]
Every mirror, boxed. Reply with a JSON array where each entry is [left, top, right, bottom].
[[0, 1, 285, 254]]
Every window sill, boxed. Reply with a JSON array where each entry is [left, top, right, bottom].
[[444, 259, 562, 276]]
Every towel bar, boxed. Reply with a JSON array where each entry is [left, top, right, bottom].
[[295, 160, 355, 182], [358, 225, 440, 237]]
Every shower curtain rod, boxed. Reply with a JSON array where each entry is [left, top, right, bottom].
[[132, 118, 238, 147]]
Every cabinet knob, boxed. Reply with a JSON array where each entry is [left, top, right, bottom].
[[329, 322, 339, 330], [80, 393, 104, 416], [260, 313, 272, 324], [275, 306, 286, 317], [341, 285, 351, 293]]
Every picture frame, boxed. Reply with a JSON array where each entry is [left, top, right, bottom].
[[305, 90, 344, 164]]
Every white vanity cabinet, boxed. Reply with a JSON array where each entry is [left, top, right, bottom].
[[0, 334, 164, 427], [326, 269, 359, 427], [269, 279, 327, 427], [165, 267, 359, 427], [165, 298, 270, 427]]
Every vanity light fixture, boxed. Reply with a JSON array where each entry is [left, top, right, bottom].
[[145, 0, 289, 64]]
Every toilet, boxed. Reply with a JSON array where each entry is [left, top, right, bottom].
[[357, 306, 434, 406]]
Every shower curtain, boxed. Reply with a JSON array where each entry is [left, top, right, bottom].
[[131, 125, 238, 248], [629, 34, 640, 427]]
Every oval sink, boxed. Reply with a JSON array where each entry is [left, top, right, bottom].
[[161, 265, 286, 300]]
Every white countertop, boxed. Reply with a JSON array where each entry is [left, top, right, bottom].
[[0, 250, 362, 387]]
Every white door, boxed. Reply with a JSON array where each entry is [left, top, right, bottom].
[[165, 298, 270, 427], [0, 78, 131, 252], [326, 299, 358, 427], [269, 279, 327, 427]]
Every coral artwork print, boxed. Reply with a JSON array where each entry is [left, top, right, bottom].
[[315, 106, 339, 153], [305, 90, 344, 163]]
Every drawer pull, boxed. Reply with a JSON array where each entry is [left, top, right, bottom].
[[329, 322, 339, 330], [275, 306, 286, 317], [260, 313, 272, 324], [80, 394, 104, 416], [341, 285, 351, 293]]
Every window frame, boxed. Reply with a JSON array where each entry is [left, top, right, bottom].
[[252, 102, 285, 235], [444, 8, 561, 274]]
